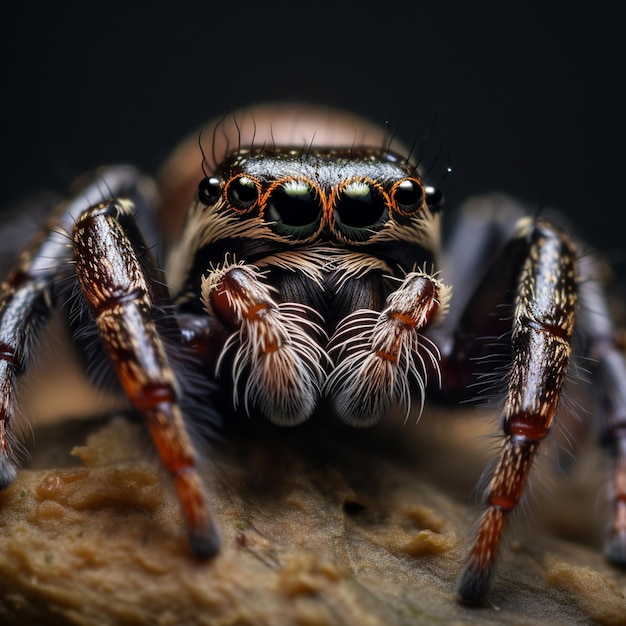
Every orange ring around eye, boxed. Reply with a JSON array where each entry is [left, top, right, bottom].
[[223, 174, 261, 214], [389, 178, 425, 217], [157, 103, 410, 241], [328, 177, 391, 243], [261, 177, 324, 239]]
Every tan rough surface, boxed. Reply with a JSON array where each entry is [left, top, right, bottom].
[[0, 412, 625, 626]]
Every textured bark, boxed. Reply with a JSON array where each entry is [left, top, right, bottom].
[[0, 407, 625, 626]]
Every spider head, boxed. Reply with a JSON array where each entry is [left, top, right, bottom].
[[196, 147, 442, 252]]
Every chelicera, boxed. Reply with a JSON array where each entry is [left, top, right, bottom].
[[0, 103, 625, 602]]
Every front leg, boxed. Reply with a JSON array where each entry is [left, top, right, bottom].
[[73, 199, 219, 556], [325, 270, 450, 426], [457, 219, 578, 601], [200, 260, 328, 425]]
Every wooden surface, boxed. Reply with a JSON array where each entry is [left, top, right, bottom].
[[0, 408, 625, 625]]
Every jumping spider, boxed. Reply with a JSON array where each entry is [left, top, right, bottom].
[[1, 103, 625, 602]]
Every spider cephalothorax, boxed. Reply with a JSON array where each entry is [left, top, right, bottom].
[[167, 146, 449, 427], [1, 103, 625, 603]]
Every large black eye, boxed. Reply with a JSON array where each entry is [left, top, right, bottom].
[[265, 179, 321, 238], [393, 178, 424, 214], [198, 176, 222, 205], [334, 180, 387, 241], [226, 175, 259, 211]]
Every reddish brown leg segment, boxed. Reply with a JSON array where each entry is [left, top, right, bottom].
[[458, 221, 577, 601], [0, 167, 153, 490], [201, 261, 327, 425], [326, 270, 448, 426], [73, 200, 219, 557]]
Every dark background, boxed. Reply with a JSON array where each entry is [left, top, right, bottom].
[[1, 3, 624, 280]]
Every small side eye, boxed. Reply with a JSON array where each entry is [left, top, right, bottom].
[[226, 175, 259, 211], [198, 176, 222, 205], [392, 178, 424, 215], [425, 185, 444, 212]]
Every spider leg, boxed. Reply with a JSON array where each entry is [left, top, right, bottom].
[[325, 270, 449, 426], [0, 166, 152, 487], [453, 218, 578, 601], [199, 260, 328, 426], [577, 253, 626, 566], [0, 260, 50, 484], [428, 195, 530, 395], [72, 199, 219, 556]]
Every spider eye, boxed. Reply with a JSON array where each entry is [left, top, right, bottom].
[[198, 176, 222, 205], [334, 180, 387, 241], [425, 185, 444, 212], [266, 179, 321, 238], [226, 175, 259, 211], [392, 179, 424, 214]]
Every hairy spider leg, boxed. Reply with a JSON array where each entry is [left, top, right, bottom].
[[0, 167, 151, 488], [428, 196, 530, 396], [456, 219, 578, 601], [200, 260, 328, 426], [73, 201, 219, 557], [72, 199, 219, 557], [0, 258, 50, 485], [576, 253, 626, 566], [326, 270, 448, 427], [433, 196, 626, 597]]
